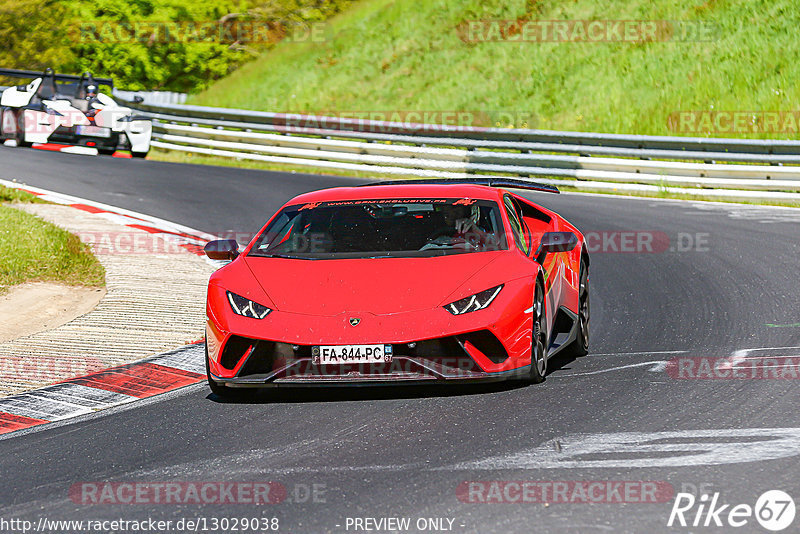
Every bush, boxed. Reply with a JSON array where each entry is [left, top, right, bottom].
[[0, 0, 355, 92]]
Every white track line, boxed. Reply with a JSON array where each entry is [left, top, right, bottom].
[[554, 361, 668, 378]]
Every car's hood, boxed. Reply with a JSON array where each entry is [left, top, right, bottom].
[[243, 253, 503, 316]]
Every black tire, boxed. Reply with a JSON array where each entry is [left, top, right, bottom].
[[15, 110, 31, 147], [131, 151, 148, 159], [528, 279, 548, 383], [205, 344, 234, 398], [0, 108, 14, 142], [563, 259, 590, 358]]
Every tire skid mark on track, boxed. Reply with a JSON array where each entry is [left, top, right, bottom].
[[0, 344, 205, 436], [553, 345, 800, 379]]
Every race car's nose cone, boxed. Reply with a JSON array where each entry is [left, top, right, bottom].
[[243, 253, 501, 316]]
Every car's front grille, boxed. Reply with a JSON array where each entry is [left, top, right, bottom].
[[219, 335, 257, 370], [221, 334, 498, 380], [457, 330, 510, 364]]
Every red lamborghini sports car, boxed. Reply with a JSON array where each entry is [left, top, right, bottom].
[[203, 179, 589, 395]]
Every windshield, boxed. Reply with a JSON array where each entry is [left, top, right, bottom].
[[249, 198, 508, 259]]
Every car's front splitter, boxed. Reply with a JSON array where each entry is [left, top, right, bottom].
[[210, 358, 529, 388]]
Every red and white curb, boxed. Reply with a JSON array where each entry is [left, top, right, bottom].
[[0, 180, 227, 436], [4, 140, 134, 157], [0, 178, 219, 259], [0, 343, 207, 436], [30, 143, 100, 156]]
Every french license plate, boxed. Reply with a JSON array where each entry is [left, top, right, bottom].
[[76, 125, 111, 138], [313, 344, 393, 365]]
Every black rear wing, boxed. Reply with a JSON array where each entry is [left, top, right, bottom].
[[0, 68, 114, 88], [361, 178, 560, 194]]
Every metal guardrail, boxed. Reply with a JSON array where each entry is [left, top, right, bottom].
[[117, 99, 800, 202], [112, 89, 187, 105]]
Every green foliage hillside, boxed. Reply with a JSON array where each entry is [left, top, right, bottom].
[[191, 0, 800, 137], [0, 0, 354, 92]]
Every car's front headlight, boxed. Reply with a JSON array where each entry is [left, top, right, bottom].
[[444, 285, 504, 315], [227, 291, 272, 319]]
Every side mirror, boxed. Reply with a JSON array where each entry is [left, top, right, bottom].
[[535, 231, 578, 264], [204, 239, 239, 261], [132, 95, 144, 104]]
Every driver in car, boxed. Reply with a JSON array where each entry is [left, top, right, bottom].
[[442, 203, 479, 234], [82, 84, 102, 116], [85, 84, 98, 103], [427, 202, 494, 249]]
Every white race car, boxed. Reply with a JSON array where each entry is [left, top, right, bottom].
[[0, 68, 151, 157]]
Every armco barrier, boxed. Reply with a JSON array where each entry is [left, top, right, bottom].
[[116, 99, 800, 201]]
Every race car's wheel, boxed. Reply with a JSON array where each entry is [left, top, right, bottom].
[[528, 279, 548, 383], [15, 110, 32, 147], [0, 108, 15, 141], [205, 344, 235, 398], [2, 109, 30, 147], [131, 151, 148, 159], [563, 259, 590, 358]]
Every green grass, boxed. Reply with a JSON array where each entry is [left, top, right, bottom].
[[0, 185, 43, 203], [0, 185, 105, 292], [190, 0, 800, 139]]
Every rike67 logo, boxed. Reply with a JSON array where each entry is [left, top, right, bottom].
[[668, 490, 796, 531]]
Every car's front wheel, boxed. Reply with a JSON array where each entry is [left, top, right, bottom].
[[205, 345, 235, 398], [528, 280, 548, 383]]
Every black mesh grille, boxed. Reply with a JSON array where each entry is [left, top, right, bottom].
[[458, 330, 509, 364], [219, 334, 500, 379], [238, 342, 307, 376], [219, 335, 255, 370]]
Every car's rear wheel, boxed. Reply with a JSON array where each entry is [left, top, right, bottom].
[[0, 108, 15, 142], [205, 344, 234, 398], [16, 110, 32, 147], [563, 258, 590, 357], [2, 109, 31, 147], [528, 280, 548, 383]]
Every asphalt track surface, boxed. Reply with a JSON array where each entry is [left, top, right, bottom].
[[1, 146, 800, 533]]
